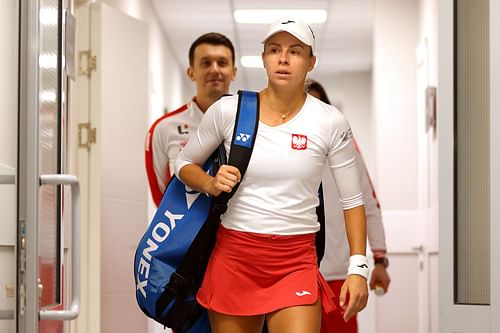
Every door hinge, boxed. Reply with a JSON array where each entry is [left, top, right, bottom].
[[78, 50, 96, 77], [78, 122, 97, 150]]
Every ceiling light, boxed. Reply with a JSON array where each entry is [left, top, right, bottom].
[[234, 10, 327, 24], [241, 56, 264, 68]]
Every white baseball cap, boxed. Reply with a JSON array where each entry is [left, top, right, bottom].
[[262, 18, 316, 54]]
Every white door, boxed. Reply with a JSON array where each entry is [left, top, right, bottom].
[[72, 3, 149, 332], [357, 213, 429, 333]]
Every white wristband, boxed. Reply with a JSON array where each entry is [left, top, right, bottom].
[[347, 254, 369, 279]]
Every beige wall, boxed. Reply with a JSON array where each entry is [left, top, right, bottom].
[[0, 0, 19, 168], [373, 0, 419, 210], [0, 1, 18, 332], [90, 1, 190, 332], [319, 72, 375, 176]]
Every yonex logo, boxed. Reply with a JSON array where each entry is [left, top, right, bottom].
[[295, 290, 312, 297], [236, 133, 251, 142], [136, 209, 184, 298]]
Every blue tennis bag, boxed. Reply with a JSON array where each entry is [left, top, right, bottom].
[[134, 90, 260, 332]]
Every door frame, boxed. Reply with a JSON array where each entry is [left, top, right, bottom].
[[18, 0, 80, 331], [18, 0, 42, 330], [70, 2, 101, 332], [439, 0, 500, 331], [438, 0, 489, 331]]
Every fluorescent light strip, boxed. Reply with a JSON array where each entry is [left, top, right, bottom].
[[234, 9, 327, 24], [241, 56, 264, 68]]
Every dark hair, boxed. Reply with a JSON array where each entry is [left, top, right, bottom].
[[305, 79, 331, 105], [188, 32, 235, 66]]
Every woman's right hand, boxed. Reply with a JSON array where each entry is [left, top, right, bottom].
[[206, 165, 241, 195], [339, 274, 368, 322]]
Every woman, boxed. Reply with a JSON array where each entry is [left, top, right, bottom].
[[175, 18, 369, 333]]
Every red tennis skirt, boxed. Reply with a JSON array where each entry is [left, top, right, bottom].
[[196, 225, 336, 316]]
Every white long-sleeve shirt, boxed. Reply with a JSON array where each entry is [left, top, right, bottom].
[[145, 99, 204, 206], [175, 93, 364, 235]]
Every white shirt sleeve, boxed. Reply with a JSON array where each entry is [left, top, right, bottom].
[[326, 114, 363, 210], [355, 148, 387, 253], [174, 97, 232, 176]]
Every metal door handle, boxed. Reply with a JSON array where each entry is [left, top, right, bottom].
[[38, 174, 80, 321]]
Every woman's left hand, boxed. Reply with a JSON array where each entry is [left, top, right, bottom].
[[339, 274, 368, 322]]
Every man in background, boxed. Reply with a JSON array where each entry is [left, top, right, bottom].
[[307, 79, 391, 333], [145, 32, 237, 205]]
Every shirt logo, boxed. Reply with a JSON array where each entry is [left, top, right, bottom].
[[291, 134, 307, 150], [177, 124, 189, 135], [341, 128, 353, 142], [295, 290, 312, 297]]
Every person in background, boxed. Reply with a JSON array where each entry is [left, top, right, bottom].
[[174, 18, 368, 333], [306, 79, 391, 333], [145, 32, 237, 206]]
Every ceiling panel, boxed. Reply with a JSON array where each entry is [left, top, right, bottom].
[[150, 0, 373, 91]]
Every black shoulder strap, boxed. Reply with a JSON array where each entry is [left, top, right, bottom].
[[171, 90, 259, 278], [214, 90, 259, 208]]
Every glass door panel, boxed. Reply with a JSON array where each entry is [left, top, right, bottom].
[[39, 0, 63, 306]]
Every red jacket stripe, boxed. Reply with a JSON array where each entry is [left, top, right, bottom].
[[145, 104, 189, 206]]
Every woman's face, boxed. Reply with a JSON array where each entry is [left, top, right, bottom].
[[262, 32, 316, 89]]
